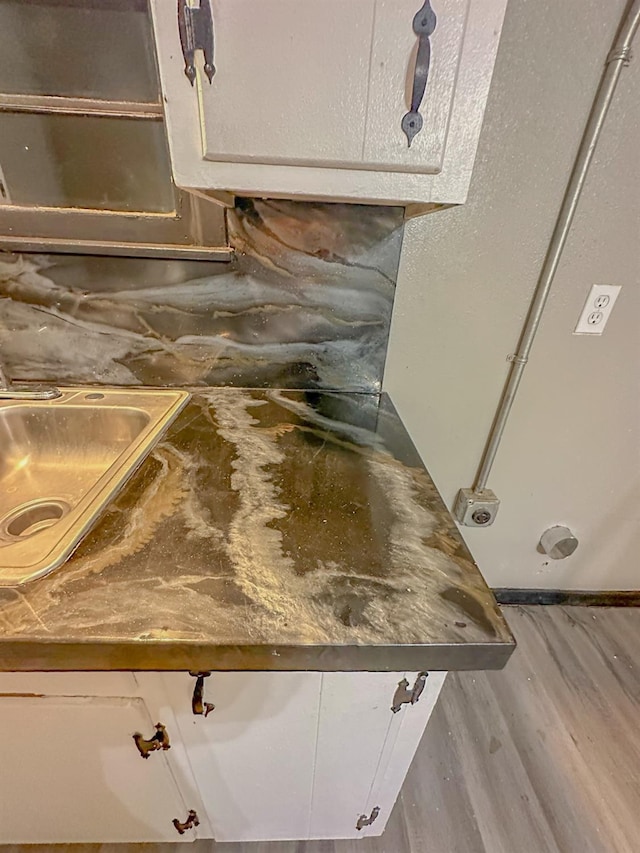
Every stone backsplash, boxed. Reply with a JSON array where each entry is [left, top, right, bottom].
[[0, 199, 404, 392]]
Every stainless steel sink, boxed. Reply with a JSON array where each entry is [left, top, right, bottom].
[[0, 387, 189, 586]]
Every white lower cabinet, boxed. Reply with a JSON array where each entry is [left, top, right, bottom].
[[0, 669, 446, 844], [152, 669, 447, 842]]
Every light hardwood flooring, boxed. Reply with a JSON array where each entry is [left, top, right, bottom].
[[3, 605, 639, 853]]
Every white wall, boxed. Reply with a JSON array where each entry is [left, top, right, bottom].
[[384, 0, 640, 590]]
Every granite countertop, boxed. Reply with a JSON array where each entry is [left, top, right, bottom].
[[0, 389, 515, 672]]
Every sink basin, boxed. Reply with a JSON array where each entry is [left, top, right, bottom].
[[0, 387, 189, 586]]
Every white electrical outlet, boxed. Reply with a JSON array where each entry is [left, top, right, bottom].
[[573, 284, 621, 335]]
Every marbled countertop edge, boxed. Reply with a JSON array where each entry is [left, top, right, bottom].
[[0, 388, 515, 672]]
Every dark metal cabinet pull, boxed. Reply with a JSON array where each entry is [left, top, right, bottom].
[[391, 671, 428, 713], [190, 671, 215, 716], [173, 809, 200, 835], [178, 0, 215, 86], [401, 0, 437, 147], [133, 722, 171, 758], [356, 806, 380, 830]]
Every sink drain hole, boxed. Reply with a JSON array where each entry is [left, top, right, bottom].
[[2, 500, 70, 539]]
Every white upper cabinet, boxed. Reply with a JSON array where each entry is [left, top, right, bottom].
[[150, 0, 508, 209]]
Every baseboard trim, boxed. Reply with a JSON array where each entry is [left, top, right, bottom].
[[494, 588, 640, 607]]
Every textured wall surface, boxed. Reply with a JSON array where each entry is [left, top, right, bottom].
[[0, 199, 403, 392], [385, 0, 640, 590]]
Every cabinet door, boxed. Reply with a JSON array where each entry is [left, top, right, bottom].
[[155, 0, 467, 174], [158, 672, 322, 842], [151, 0, 507, 205], [0, 694, 195, 844], [160, 670, 446, 842], [310, 671, 447, 839]]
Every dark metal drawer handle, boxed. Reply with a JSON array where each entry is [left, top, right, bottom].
[[133, 722, 171, 758], [190, 671, 215, 717], [178, 0, 215, 86], [401, 0, 437, 147], [173, 809, 200, 835]]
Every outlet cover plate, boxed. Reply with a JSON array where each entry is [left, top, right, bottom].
[[574, 284, 621, 335]]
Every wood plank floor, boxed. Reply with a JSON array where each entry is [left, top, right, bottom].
[[4, 605, 639, 853]]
